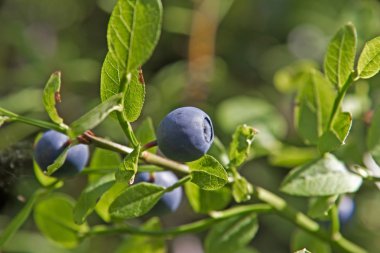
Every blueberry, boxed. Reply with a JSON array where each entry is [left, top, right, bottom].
[[338, 196, 355, 224], [157, 107, 214, 162], [135, 171, 182, 215], [34, 130, 89, 178]]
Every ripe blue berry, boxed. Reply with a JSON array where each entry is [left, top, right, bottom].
[[156, 107, 214, 162], [34, 130, 89, 178], [135, 171, 182, 215]]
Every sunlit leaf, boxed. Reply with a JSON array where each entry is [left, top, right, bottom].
[[73, 174, 115, 224], [318, 112, 352, 154], [185, 182, 231, 213], [229, 124, 257, 168], [116, 145, 141, 183], [109, 182, 165, 219], [42, 71, 65, 125], [69, 94, 122, 137], [188, 155, 228, 190], [295, 69, 336, 144], [34, 194, 88, 248], [324, 23, 357, 88], [107, 0, 162, 72], [281, 153, 362, 196], [357, 37, 380, 79]]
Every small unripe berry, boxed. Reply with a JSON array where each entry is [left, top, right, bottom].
[[34, 130, 89, 178], [157, 107, 214, 162], [135, 171, 182, 214]]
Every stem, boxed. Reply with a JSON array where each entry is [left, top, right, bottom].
[[254, 187, 366, 253], [326, 73, 354, 130], [166, 175, 191, 192], [0, 108, 68, 133], [142, 140, 158, 151], [117, 112, 139, 147], [330, 204, 341, 239], [83, 132, 189, 174], [117, 73, 139, 147], [85, 204, 272, 238]]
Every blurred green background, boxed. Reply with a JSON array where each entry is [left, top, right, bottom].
[[1, 0, 380, 252]]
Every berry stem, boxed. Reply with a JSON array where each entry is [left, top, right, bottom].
[[141, 140, 158, 151], [84, 204, 272, 238]]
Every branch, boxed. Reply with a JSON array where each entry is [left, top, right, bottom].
[[84, 204, 272, 238]]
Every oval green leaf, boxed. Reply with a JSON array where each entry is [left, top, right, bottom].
[[281, 153, 362, 196], [34, 194, 88, 248], [69, 93, 122, 137], [324, 23, 357, 88], [109, 182, 164, 219], [357, 37, 380, 79], [107, 0, 162, 72], [73, 174, 116, 225], [185, 182, 231, 214], [188, 155, 228, 190]]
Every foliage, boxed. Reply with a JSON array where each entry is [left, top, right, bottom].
[[1, 0, 380, 252]]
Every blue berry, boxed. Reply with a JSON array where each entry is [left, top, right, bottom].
[[338, 196, 355, 224], [34, 130, 89, 178], [157, 107, 214, 162], [135, 171, 182, 215]]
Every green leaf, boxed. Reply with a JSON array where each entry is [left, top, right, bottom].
[[100, 57, 145, 122], [291, 229, 331, 253], [88, 148, 122, 182], [34, 194, 88, 248], [205, 214, 258, 253], [96, 181, 129, 222], [357, 37, 380, 79], [42, 71, 64, 125], [295, 69, 336, 144], [274, 60, 318, 93], [324, 23, 357, 88], [122, 69, 145, 122], [0, 189, 44, 247], [73, 174, 116, 225], [269, 145, 318, 168], [188, 155, 228, 190], [100, 52, 122, 103], [307, 195, 338, 219], [116, 144, 141, 183], [136, 117, 157, 153], [115, 217, 166, 253], [185, 182, 231, 214], [367, 106, 380, 165], [34, 161, 63, 188], [208, 136, 230, 167], [232, 173, 253, 203], [69, 93, 122, 137], [229, 124, 257, 168], [281, 153, 362, 196], [107, 0, 162, 72], [318, 112, 352, 154], [46, 144, 71, 176], [109, 182, 165, 219]]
